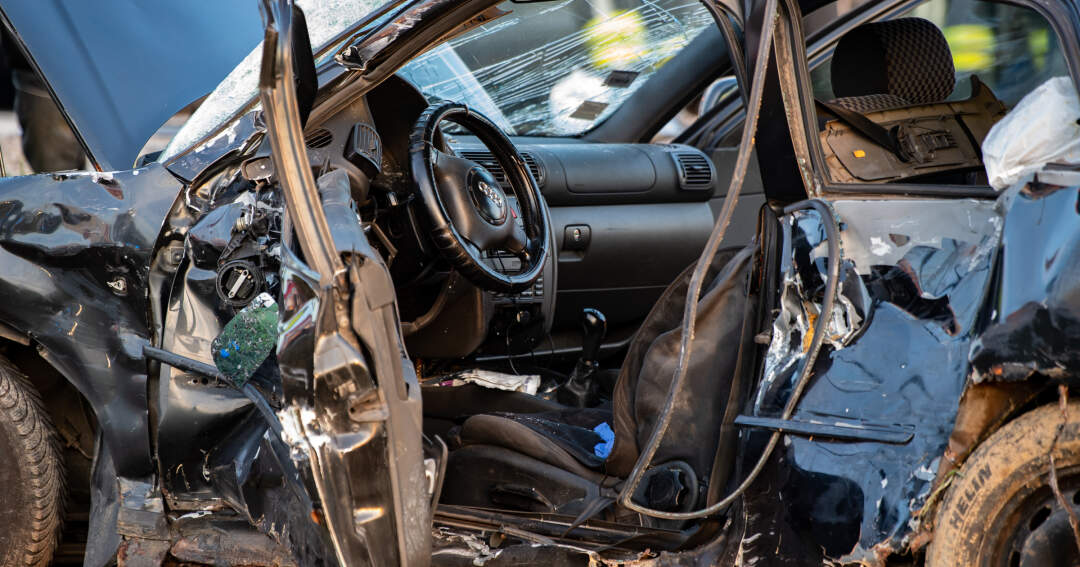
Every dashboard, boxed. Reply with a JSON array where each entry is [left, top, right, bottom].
[[292, 75, 720, 362]]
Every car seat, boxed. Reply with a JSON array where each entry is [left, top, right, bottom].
[[828, 17, 956, 113], [819, 17, 1007, 184], [438, 245, 756, 520]]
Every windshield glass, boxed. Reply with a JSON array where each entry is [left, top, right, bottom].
[[162, 0, 389, 162], [398, 0, 715, 137]]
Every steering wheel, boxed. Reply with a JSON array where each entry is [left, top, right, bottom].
[[410, 101, 550, 293]]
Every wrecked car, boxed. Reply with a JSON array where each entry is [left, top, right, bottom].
[[1, 0, 1079, 565]]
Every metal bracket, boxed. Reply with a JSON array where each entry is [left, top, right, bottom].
[[734, 415, 914, 444]]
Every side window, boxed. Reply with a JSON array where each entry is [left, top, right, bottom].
[[919, 0, 1068, 107], [652, 75, 739, 144], [809, 0, 1074, 189], [811, 0, 1068, 109]]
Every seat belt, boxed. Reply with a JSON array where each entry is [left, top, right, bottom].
[[815, 99, 906, 160]]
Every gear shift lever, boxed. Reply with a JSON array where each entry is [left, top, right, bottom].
[[558, 308, 606, 407]]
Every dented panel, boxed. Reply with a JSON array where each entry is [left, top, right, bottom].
[[747, 198, 1001, 563], [0, 165, 179, 478], [970, 183, 1080, 382]]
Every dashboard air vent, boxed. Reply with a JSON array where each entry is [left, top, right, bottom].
[[673, 151, 714, 190], [304, 128, 333, 149], [459, 149, 545, 188]]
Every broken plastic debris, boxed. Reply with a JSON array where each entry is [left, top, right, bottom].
[[444, 369, 539, 395], [592, 422, 615, 459]]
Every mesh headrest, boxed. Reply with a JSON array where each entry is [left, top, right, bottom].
[[830, 17, 955, 104]]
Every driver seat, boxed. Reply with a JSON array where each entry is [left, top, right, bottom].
[[439, 245, 756, 518]]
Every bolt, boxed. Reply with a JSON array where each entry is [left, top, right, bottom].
[[107, 277, 128, 296]]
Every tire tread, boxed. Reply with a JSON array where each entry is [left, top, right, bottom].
[[0, 356, 64, 567]]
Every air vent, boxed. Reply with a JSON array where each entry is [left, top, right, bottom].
[[520, 153, 544, 187], [304, 128, 333, 149], [459, 149, 545, 188], [673, 151, 714, 190]]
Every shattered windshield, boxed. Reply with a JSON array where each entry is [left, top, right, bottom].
[[398, 0, 715, 136], [162, 0, 389, 162]]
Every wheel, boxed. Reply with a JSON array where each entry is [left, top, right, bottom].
[[0, 358, 64, 567], [928, 400, 1080, 567]]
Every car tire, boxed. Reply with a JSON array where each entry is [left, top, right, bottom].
[[928, 399, 1080, 567], [0, 357, 64, 567]]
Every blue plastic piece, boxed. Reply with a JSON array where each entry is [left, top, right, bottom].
[[593, 422, 615, 459]]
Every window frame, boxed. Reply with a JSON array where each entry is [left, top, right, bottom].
[[680, 0, 925, 152], [776, 0, 1080, 199]]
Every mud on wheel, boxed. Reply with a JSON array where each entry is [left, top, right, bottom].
[[929, 399, 1080, 567], [0, 358, 64, 567]]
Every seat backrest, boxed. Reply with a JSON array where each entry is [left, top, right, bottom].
[[606, 245, 755, 482], [830, 17, 955, 112]]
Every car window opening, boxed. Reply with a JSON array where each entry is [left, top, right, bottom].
[[810, 0, 1076, 190]]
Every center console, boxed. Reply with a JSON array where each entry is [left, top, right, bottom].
[[478, 199, 557, 357]]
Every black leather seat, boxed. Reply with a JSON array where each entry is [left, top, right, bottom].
[[438, 246, 756, 518]]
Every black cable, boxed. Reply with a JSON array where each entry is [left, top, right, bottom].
[[505, 321, 521, 376]]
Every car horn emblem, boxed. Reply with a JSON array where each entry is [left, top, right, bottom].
[[468, 169, 508, 225], [477, 181, 504, 208]]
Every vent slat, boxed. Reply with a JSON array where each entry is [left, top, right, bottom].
[[304, 128, 333, 149], [673, 151, 713, 190], [460, 149, 544, 188]]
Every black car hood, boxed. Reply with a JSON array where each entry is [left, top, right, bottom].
[[0, 0, 264, 171]]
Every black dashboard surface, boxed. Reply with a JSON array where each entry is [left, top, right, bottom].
[[449, 138, 721, 338]]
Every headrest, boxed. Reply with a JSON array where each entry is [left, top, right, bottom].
[[830, 18, 955, 104]]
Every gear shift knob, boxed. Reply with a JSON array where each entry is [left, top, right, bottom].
[[558, 308, 607, 408], [580, 308, 607, 364]]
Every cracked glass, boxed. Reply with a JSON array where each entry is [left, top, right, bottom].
[[398, 0, 715, 136]]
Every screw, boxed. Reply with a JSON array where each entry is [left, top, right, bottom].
[[107, 277, 128, 296]]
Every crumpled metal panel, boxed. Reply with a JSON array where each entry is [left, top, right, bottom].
[[970, 183, 1080, 382], [274, 169, 431, 566], [0, 165, 179, 566], [746, 198, 1000, 564], [0, 165, 178, 478]]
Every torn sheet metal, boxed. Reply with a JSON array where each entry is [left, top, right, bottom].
[[745, 198, 1000, 564], [0, 165, 178, 479], [166, 110, 265, 183], [970, 180, 1080, 382], [269, 165, 431, 564]]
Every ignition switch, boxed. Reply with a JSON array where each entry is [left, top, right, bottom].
[[216, 259, 265, 307]]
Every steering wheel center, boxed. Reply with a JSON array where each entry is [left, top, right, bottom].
[[467, 166, 508, 225], [410, 100, 549, 293]]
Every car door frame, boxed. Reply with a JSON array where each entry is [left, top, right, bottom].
[[258, 1, 431, 564]]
